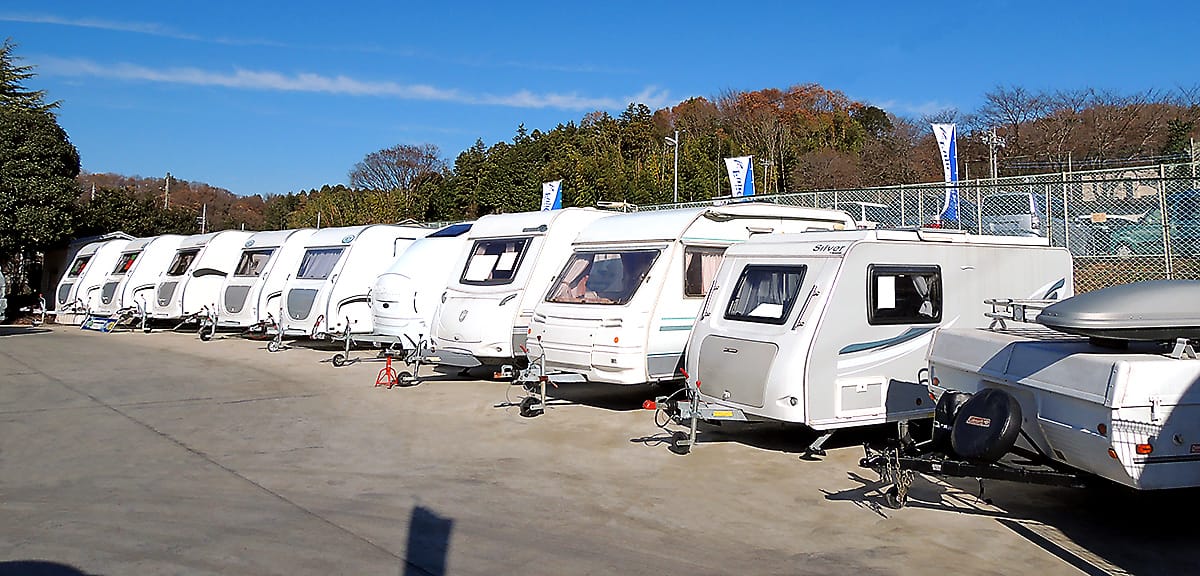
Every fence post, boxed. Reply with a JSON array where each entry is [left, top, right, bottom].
[[1061, 173, 1071, 253], [918, 188, 923, 227], [1044, 182, 1053, 244], [976, 183, 983, 235], [1158, 164, 1173, 279]]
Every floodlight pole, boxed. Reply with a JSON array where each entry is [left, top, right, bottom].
[[665, 130, 681, 203]]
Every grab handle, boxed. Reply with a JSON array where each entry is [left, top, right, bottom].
[[791, 285, 820, 330]]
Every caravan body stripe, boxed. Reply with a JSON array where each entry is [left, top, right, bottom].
[[838, 326, 936, 355]]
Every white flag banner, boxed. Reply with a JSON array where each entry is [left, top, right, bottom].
[[540, 180, 562, 211], [724, 156, 755, 197], [931, 123, 959, 221]]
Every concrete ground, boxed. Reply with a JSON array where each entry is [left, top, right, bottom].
[[1, 326, 1197, 576]]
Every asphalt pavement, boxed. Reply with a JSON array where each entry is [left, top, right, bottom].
[[1, 326, 1196, 575]]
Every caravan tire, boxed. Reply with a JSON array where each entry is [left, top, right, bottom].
[[932, 392, 973, 452], [950, 388, 1022, 462]]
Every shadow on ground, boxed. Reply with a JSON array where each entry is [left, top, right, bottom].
[[827, 457, 1200, 575], [0, 560, 96, 575], [0, 326, 52, 337]]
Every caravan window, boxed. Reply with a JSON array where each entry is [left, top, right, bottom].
[[546, 249, 659, 305], [683, 247, 726, 297], [724, 265, 807, 325], [112, 252, 139, 274], [868, 265, 942, 325], [296, 247, 345, 280], [461, 237, 531, 285], [234, 249, 276, 277], [67, 256, 92, 278], [165, 249, 201, 276]]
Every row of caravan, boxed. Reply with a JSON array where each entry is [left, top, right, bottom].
[[51, 201, 1200, 504], [52, 223, 447, 340]]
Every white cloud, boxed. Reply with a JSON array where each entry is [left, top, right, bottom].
[[38, 57, 668, 112], [0, 12, 289, 47]]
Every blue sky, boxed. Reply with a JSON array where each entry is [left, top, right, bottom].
[[5, 1, 1197, 198]]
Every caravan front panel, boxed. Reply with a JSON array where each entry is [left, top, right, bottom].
[[217, 228, 317, 328], [371, 223, 473, 346], [527, 245, 669, 384], [282, 246, 347, 334], [53, 238, 132, 324], [91, 235, 185, 317], [434, 235, 535, 363]]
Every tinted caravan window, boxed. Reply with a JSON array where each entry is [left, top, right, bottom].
[[724, 265, 807, 325], [165, 249, 200, 276], [868, 265, 942, 325], [546, 249, 659, 305], [234, 249, 276, 277], [68, 256, 92, 277], [112, 252, 139, 274], [296, 247, 346, 280]]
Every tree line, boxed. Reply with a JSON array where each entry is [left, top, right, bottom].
[[3, 37, 1199, 297]]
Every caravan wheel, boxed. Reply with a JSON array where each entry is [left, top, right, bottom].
[[884, 486, 906, 509], [331, 353, 347, 367], [199, 329, 212, 342], [267, 340, 281, 353], [518, 396, 543, 418], [669, 431, 692, 455]]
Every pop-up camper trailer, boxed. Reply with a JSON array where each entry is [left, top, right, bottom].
[[89, 235, 185, 329], [276, 224, 433, 345], [862, 280, 1200, 509], [656, 228, 1073, 455], [427, 208, 614, 373], [368, 222, 473, 355], [514, 203, 857, 416], [149, 230, 254, 325], [216, 228, 317, 333], [52, 235, 133, 325]]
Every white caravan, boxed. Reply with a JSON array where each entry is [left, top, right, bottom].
[[216, 228, 317, 331], [429, 208, 615, 371], [53, 237, 133, 324], [661, 228, 1073, 455], [278, 224, 433, 340], [370, 222, 474, 353], [150, 230, 255, 323], [519, 204, 857, 404], [92, 235, 185, 320]]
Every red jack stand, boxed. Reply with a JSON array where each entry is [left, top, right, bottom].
[[375, 355, 398, 388]]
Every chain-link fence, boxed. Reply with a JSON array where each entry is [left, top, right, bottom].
[[633, 161, 1200, 294]]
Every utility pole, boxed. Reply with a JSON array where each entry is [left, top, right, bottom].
[[981, 127, 1006, 180], [197, 203, 207, 234], [163, 172, 171, 209]]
